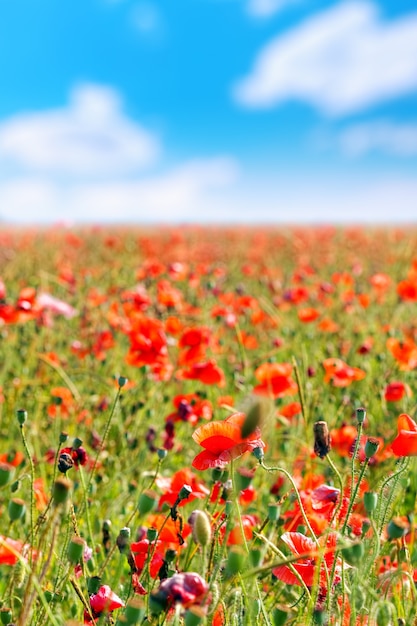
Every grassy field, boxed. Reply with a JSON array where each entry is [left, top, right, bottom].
[[0, 225, 417, 625]]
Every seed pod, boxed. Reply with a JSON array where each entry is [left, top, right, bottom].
[[67, 536, 86, 564], [8, 498, 26, 522], [313, 421, 331, 458]]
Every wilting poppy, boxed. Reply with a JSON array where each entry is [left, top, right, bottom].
[[390, 413, 417, 456], [192, 412, 265, 470]]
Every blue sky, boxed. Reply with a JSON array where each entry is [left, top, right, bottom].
[[0, 0, 416, 223]]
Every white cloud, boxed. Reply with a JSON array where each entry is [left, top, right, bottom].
[[0, 157, 239, 223], [339, 121, 417, 156], [0, 84, 160, 176], [233, 1, 417, 115], [1, 169, 417, 224]]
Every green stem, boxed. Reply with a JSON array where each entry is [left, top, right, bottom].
[[19, 424, 35, 560], [341, 458, 369, 536]]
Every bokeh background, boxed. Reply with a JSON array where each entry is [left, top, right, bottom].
[[0, 0, 416, 224]]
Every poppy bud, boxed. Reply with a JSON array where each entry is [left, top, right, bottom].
[[157, 448, 168, 460], [0, 462, 15, 487], [272, 607, 288, 626], [59, 432, 69, 444], [313, 421, 331, 458], [67, 536, 86, 564], [355, 407, 366, 425], [268, 503, 281, 521], [241, 400, 265, 438], [124, 597, 145, 624], [118, 376, 128, 388], [147, 527, 158, 542], [341, 542, 364, 566], [52, 477, 72, 505], [184, 606, 205, 626], [225, 547, 246, 578], [364, 437, 380, 459], [16, 409, 27, 426], [178, 484, 192, 501], [189, 510, 211, 547], [364, 491, 378, 515], [116, 527, 131, 553], [138, 490, 158, 516], [0, 608, 12, 625], [387, 517, 409, 540], [252, 446, 264, 461], [375, 602, 395, 626], [72, 437, 83, 450], [8, 498, 26, 522]]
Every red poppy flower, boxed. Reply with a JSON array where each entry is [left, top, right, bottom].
[[273, 531, 341, 588], [176, 359, 225, 387], [386, 337, 417, 371], [253, 362, 298, 398], [192, 412, 265, 470], [390, 413, 417, 456], [0, 536, 35, 565], [322, 358, 366, 387], [130, 538, 165, 578], [156, 468, 210, 508], [84, 585, 124, 623], [384, 381, 412, 402], [153, 572, 208, 609]]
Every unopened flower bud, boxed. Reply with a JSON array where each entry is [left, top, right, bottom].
[[52, 477, 72, 505], [0, 607, 13, 625], [387, 517, 409, 540], [364, 437, 380, 459], [138, 490, 158, 516], [356, 407, 366, 425], [67, 536, 86, 564], [364, 491, 378, 515], [313, 421, 331, 459], [225, 547, 246, 578], [178, 484, 192, 501], [189, 510, 212, 547], [59, 432, 69, 444], [118, 376, 128, 388], [341, 541, 365, 566], [124, 596, 145, 624], [268, 503, 281, 522], [241, 400, 265, 438], [184, 606, 205, 626], [116, 527, 131, 553], [16, 409, 27, 426], [147, 527, 158, 542], [8, 498, 26, 522], [0, 462, 15, 487], [252, 446, 264, 461]]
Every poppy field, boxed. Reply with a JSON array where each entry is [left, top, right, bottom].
[[1, 225, 417, 626]]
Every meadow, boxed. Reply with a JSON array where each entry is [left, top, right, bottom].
[[0, 225, 417, 626]]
